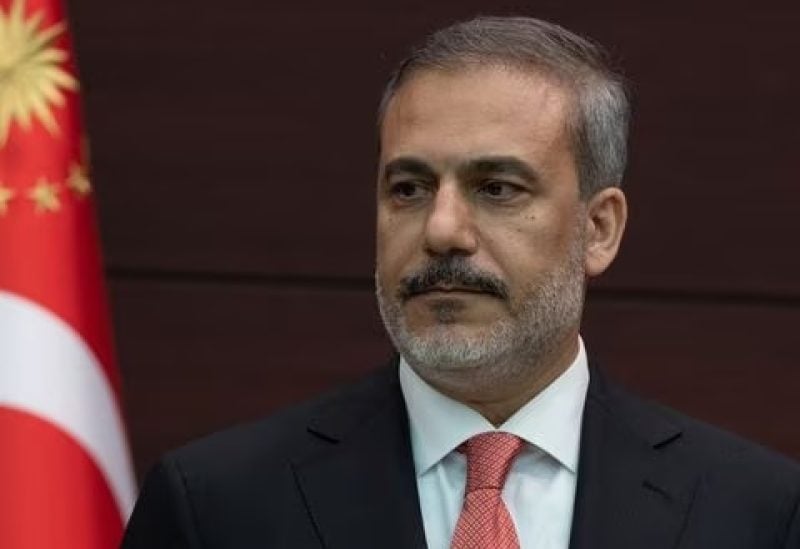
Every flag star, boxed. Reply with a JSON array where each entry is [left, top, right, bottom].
[[28, 179, 61, 212], [0, 184, 14, 215], [67, 163, 91, 196]]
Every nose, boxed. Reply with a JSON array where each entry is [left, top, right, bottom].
[[424, 181, 479, 257]]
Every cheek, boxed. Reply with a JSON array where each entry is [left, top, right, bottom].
[[478, 214, 566, 281], [480, 209, 553, 252], [516, 201, 580, 248], [376, 212, 419, 282], [376, 212, 424, 265]]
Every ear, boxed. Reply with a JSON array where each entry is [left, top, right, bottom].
[[583, 187, 627, 278]]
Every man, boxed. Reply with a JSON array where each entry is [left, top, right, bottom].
[[122, 16, 800, 549]]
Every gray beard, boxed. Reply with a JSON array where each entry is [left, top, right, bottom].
[[375, 237, 586, 392]]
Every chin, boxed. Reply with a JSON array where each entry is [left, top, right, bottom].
[[402, 330, 527, 398], [406, 295, 506, 327], [399, 320, 516, 371]]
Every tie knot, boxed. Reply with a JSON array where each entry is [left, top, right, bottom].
[[461, 432, 524, 493]]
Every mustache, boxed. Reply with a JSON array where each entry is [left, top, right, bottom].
[[398, 257, 509, 301]]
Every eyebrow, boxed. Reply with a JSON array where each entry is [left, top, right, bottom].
[[460, 156, 541, 184], [381, 156, 438, 182], [381, 155, 541, 184]]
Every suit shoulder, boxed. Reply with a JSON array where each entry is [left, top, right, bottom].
[[162, 365, 398, 479], [659, 402, 800, 482], [600, 375, 800, 484]]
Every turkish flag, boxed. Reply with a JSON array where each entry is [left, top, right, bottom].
[[0, 0, 136, 547]]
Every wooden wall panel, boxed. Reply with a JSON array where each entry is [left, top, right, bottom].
[[59, 0, 800, 485], [65, 1, 800, 295], [112, 280, 800, 479]]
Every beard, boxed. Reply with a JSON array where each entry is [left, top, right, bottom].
[[375, 231, 586, 392]]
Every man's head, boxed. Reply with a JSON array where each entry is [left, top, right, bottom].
[[374, 16, 629, 407], [377, 16, 629, 198]]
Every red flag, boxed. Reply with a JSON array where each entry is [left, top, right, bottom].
[[0, 0, 136, 546]]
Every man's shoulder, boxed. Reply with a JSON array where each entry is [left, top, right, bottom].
[[160, 364, 400, 481], [123, 364, 412, 548], [596, 369, 800, 488], [657, 400, 798, 472]]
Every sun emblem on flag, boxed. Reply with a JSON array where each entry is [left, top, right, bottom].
[[0, 0, 78, 146]]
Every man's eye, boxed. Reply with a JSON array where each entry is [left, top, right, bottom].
[[390, 181, 428, 200], [479, 180, 520, 200]]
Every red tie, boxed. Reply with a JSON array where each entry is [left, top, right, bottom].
[[451, 432, 524, 549]]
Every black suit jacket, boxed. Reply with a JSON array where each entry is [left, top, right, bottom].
[[122, 364, 800, 548]]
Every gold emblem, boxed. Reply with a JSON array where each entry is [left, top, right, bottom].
[[0, 0, 78, 145], [0, 183, 14, 215], [28, 178, 60, 212]]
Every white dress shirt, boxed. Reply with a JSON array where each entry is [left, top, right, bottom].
[[398, 339, 589, 549]]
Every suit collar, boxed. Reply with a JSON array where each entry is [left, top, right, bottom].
[[293, 363, 427, 549], [569, 366, 699, 549], [293, 361, 701, 549]]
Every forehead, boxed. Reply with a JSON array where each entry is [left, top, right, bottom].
[[380, 65, 574, 167]]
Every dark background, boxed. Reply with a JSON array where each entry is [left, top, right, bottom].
[[66, 0, 800, 480]]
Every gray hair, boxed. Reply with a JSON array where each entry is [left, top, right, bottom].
[[378, 16, 630, 197]]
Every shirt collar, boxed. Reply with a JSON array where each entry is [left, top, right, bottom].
[[399, 337, 589, 476]]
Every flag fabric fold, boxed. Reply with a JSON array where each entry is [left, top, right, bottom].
[[0, 0, 136, 546]]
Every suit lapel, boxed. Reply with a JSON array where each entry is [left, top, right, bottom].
[[569, 368, 700, 549], [291, 362, 701, 549], [292, 367, 427, 549]]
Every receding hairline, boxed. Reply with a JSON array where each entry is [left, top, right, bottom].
[[378, 57, 585, 127], [377, 61, 586, 172]]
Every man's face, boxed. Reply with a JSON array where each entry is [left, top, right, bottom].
[[375, 65, 586, 384]]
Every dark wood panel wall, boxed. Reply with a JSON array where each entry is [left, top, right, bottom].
[[65, 0, 800, 479]]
